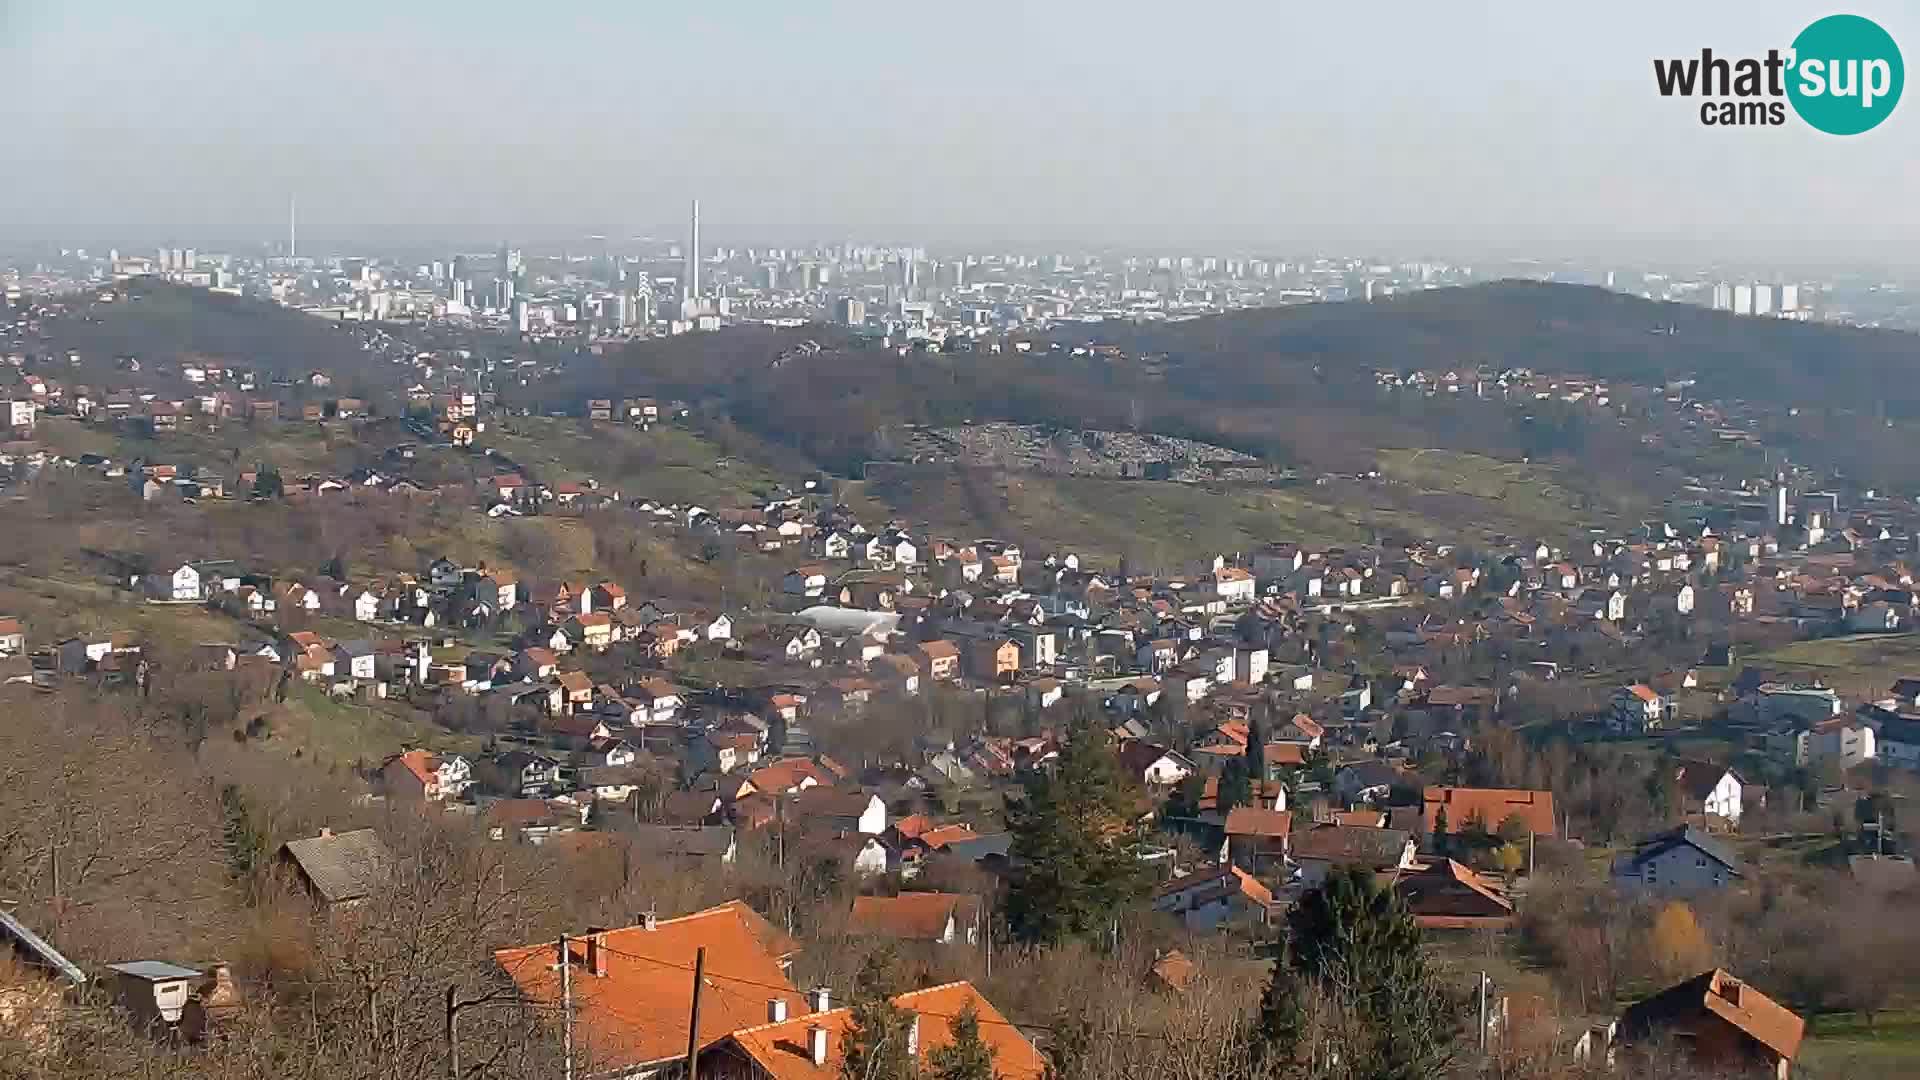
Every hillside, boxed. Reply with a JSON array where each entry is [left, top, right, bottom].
[[1067, 280, 1920, 418], [28, 278, 388, 385], [520, 282, 1920, 487]]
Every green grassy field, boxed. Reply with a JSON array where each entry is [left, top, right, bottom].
[[1799, 1010, 1920, 1078], [1374, 447, 1640, 539], [1752, 633, 1920, 699], [264, 685, 481, 768], [861, 469, 1386, 570], [481, 418, 783, 508]]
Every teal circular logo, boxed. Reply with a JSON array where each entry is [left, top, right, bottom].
[[1788, 14, 1903, 135]]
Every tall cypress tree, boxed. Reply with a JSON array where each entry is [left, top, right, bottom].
[[1245, 707, 1268, 783], [1004, 721, 1148, 945]]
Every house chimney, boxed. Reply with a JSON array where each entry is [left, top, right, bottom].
[[586, 932, 608, 977], [642, 910, 658, 931], [768, 997, 789, 1023], [808, 1025, 829, 1066], [318, 827, 332, 839], [810, 987, 831, 1013]]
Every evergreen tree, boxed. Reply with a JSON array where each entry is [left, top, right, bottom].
[[927, 1004, 998, 1080], [1245, 708, 1268, 782], [1164, 772, 1204, 819], [841, 994, 919, 1080], [1218, 758, 1253, 816], [1432, 805, 1450, 857], [1251, 868, 1463, 1080], [1004, 721, 1149, 945]]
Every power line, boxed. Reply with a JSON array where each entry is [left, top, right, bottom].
[[587, 937, 1172, 1041]]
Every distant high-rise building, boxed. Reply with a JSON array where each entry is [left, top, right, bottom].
[[1732, 284, 1754, 315], [512, 297, 529, 334], [288, 193, 297, 259], [1779, 284, 1801, 312], [1711, 283, 1733, 310], [1753, 284, 1775, 317], [836, 297, 866, 326]]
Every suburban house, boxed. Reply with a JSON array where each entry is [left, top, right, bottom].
[[1616, 970, 1803, 1080], [1612, 825, 1745, 893], [0, 617, 24, 657], [783, 566, 830, 598], [1671, 760, 1743, 823], [1116, 741, 1196, 788], [1421, 787, 1557, 842], [698, 981, 1046, 1079], [381, 750, 472, 801], [494, 903, 804, 1078], [1611, 684, 1673, 732], [788, 787, 887, 835], [847, 892, 980, 946], [1151, 864, 1276, 931], [914, 640, 961, 682], [1289, 824, 1417, 887], [1223, 807, 1293, 871], [1385, 859, 1515, 931]]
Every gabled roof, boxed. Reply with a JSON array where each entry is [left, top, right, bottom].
[[1422, 787, 1557, 837], [1619, 969, 1804, 1063], [495, 902, 800, 1072], [847, 892, 978, 942], [1289, 824, 1412, 868], [280, 827, 389, 903], [719, 981, 1045, 1080], [1624, 825, 1745, 876], [1223, 807, 1293, 839]]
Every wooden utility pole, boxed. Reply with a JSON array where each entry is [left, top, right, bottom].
[[684, 947, 707, 1080], [560, 936, 574, 1080], [445, 985, 459, 1080]]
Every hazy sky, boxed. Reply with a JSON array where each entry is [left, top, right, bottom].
[[5, 1, 1919, 260]]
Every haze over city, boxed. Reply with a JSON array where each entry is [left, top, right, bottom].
[[5, 0, 1919, 263]]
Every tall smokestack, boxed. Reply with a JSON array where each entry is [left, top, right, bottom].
[[288, 193, 297, 259], [687, 199, 701, 305]]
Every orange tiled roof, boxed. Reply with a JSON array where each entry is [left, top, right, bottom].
[[1223, 807, 1293, 839], [389, 749, 435, 785], [721, 981, 1045, 1080], [1422, 787, 1557, 837], [847, 893, 977, 942], [494, 903, 800, 1072]]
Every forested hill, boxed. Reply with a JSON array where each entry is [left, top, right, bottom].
[[1077, 280, 1920, 417], [522, 281, 1919, 478], [33, 278, 384, 384]]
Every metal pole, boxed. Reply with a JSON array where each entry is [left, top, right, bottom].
[[1478, 971, 1489, 1052], [560, 936, 573, 1080], [685, 947, 707, 1080]]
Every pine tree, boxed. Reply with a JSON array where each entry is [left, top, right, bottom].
[[1251, 868, 1463, 1080], [841, 994, 919, 1080], [1432, 805, 1450, 857], [927, 1004, 998, 1080], [1245, 708, 1268, 782], [1004, 721, 1149, 946], [1218, 758, 1253, 816]]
